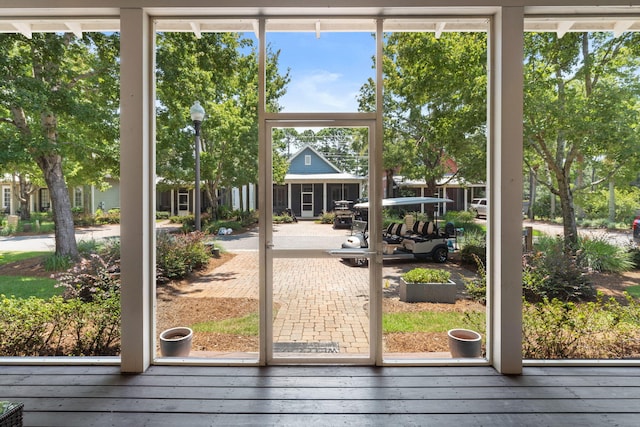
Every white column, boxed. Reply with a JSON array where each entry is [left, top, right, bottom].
[[488, 7, 524, 374], [323, 182, 327, 212], [119, 8, 155, 373]]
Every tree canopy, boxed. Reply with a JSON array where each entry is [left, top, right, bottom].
[[359, 32, 488, 198], [524, 31, 640, 248], [0, 32, 120, 258], [155, 32, 289, 215]]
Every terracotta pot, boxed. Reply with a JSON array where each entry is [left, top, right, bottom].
[[447, 328, 482, 358], [159, 327, 193, 357]]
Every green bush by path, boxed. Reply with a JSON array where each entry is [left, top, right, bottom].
[[523, 293, 640, 359], [0, 294, 121, 356], [0, 276, 61, 299], [156, 231, 210, 282]]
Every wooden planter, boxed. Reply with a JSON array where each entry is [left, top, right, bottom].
[[399, 277, 457, 303]]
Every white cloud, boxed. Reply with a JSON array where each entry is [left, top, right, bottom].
[[281, 69, 362, 113]]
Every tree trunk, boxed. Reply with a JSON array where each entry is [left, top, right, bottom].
[[37, 112, 79, 260], [17, 175, 31, 220], [557, 173, 579, 250], [608, 179, 616, 223], [36, 153, 79, 259]]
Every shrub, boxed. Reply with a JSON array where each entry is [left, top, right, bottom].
[[55, 254, 121, 302], [522, 240, 595, 302], [576, 234, 633, 273], [156, 231, 210, 282], [44, 253, 74, 272], [402, 268, 451, 283], [464, 254, 487, 304], [156, 211, 170, 220], [273, 214, 294, 224], [236, 209, 258, 228], [73, 213, 96, 227], [523, 293, 640, 359], [94, 208, 120, 225], [459, 229, 486, 265], [626, 245, 640, 269], [320, 211, 335, 224], [0, 294, 120, 356]]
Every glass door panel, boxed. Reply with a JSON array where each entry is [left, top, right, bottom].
[[266, 121, 374, 364]]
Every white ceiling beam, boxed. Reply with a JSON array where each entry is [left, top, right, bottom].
[[12, 22, 32, 39], [64, 22, 83, 38], [435, 21, 446, 38], [556, 20, 574, 38], [189, 21, 201, 38], [315, 20, 321, 39], [252, 20, 259, 39], [613, 20, 634, 37]]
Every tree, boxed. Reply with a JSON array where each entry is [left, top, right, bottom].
[[0, 33, 120, 259], [358, 32, 487, 201], [155, 33, 289, 218], [524, 32, 640, 249]]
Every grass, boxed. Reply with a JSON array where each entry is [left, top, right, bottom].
[[191, 312, 260, 335], [0, 251, 50, 266], [627, 285, 640, 299], [383, 311, 485, 333], [0, 276, 61, 299]]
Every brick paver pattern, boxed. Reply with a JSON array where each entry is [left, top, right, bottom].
[[180, 222, 374, 355]]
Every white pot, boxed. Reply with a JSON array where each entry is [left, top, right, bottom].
[[447, 328, 482, 358], [159, 327, 193, 357]]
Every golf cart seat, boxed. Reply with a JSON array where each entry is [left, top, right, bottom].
[[404, 220, 438, 243], [383, 222, 407, 245]]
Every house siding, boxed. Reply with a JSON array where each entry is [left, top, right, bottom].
[[289, 148, 338, 174]]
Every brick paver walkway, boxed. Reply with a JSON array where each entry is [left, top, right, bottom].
[[183, 246, 371, 354], [180, 222, 377, 354]]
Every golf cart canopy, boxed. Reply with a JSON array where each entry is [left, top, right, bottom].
[[353, 197, 453, 209]]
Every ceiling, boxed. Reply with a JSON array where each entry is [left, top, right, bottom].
[[1, 13, 639, 39]]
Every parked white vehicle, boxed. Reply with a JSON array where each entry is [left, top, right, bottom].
[[469, 198, 487, 218]]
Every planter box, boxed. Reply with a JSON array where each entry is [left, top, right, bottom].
[[399, 277, 457, 303]]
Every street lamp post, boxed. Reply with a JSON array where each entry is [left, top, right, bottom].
[[190, 101, 205, 231]]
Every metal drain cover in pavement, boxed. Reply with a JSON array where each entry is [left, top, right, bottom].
[[273, 342, 340, 353]]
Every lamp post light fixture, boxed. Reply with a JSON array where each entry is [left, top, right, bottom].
[[190, 101, 205, 231]]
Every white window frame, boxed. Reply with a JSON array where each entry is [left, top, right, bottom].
[[2, 186, 10, 211], [74, 187, 83, 208]]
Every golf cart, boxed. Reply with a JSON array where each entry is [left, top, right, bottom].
[[332, 196, 457, 266], [332, 200, 354, 229]]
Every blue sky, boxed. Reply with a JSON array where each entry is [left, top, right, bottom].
[[259, 32, 376, 112]]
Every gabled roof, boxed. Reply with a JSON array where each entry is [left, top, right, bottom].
[[288, 145, 342, 174]]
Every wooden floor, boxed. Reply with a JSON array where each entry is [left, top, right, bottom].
[[1, 365, 640, 426]]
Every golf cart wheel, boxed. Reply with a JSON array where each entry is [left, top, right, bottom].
[[433, 247, 448, 263], [350, 257, 367, 267]]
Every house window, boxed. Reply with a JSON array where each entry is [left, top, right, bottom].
[[2, 187, 10, 212], [40, 189, 50, 211], [305, 155, 311, 166], [74, 187, 83, 208]]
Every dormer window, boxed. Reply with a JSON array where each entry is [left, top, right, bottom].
[[305, 155, 311, 166]]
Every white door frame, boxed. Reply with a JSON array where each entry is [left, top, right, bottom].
[[262, 116, 378, 365]]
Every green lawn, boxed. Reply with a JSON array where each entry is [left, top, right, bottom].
[[383, 311, 485, 333], [0, 251, 50, 266], [626, 285, 640, 299], [0, 276, 61, 299], [192, 313, 260, 335]]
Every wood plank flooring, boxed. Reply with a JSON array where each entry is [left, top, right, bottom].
[[1, 365, 639, 426]]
